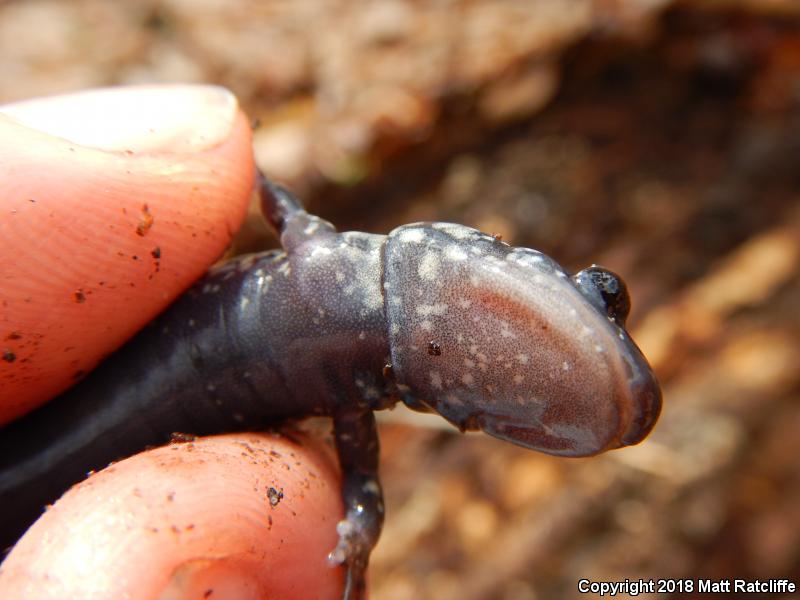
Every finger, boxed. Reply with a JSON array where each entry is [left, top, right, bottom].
[[0, 85, 256, 423], [0, 433, 345, 599]]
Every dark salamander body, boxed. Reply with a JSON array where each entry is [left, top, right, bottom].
[[0, 174, 662, 599]]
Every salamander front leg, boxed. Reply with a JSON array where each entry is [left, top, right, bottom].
[[256, 170, 337, 250], [330, 410, 384, 600], [257, 170, 304, 232]]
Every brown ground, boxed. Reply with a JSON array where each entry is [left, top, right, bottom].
[[1, 1, 798, 598]]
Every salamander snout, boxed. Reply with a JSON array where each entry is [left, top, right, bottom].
[[384, 222, 663, 458]]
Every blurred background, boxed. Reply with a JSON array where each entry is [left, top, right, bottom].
[[1, 1, 798, 598]]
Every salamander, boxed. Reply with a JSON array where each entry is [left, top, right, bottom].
[[0, 172, 662, 599]]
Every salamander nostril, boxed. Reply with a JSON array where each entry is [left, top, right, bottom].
[[572, 266, 631, 326]]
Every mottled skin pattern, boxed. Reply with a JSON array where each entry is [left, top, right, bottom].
[[384, 223, 660, 455], [0, 173, 661, 599]]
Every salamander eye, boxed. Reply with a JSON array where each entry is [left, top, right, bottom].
[[571, 266, 631, 326]]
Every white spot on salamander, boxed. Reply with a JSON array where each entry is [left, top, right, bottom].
[[458, 298, 472, 309], [310, 245, 332, 258], [399, 228, 425, 243], [445, 246, 468, 261], [562, 361, 571, 371], [499, 321, 516, 339], [420, 320, 433, 332], [430, 371, 443, 390], [513, 374, 524, 384], [256, 273, 272, 288], [463, 358, 475, 369], [516, 354, 529, 364], [444, 392, 464, 405], [418, 252, 439, 281], [240, 296, 251, 310], [432, 223, 473, 240], [278, 262, 292, 277], [362, 479, 381, 495], [416, 303, 448, 316], [461, 373, 474, 386]]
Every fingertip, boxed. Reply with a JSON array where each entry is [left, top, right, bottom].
[[0, 85, 241, 155], [0, 433, 345, 600], [0, 85, 256, 422]]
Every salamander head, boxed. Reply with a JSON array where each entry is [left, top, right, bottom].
[[383, 223, 661, 457]]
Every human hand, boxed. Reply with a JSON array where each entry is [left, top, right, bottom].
[[0, 85, 345, 599]]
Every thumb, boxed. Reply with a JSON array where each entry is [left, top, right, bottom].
[[0, 433, 345, 599], [0, 85, 255, 423]]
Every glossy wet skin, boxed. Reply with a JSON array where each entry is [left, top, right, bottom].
[[384, 223, 661, 457], [0, 175, 662, 600]]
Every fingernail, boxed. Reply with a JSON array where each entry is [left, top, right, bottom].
[[159, 558, 265, 600], [0, 85, 238, 153]]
